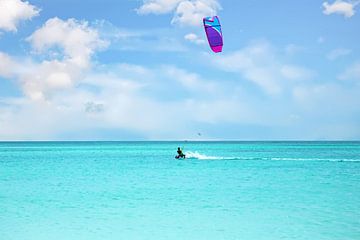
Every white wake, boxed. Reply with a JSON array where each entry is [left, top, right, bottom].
[[184, 151, 239, 160]]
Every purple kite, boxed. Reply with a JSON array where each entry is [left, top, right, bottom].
[[203, 16, 223, 53]]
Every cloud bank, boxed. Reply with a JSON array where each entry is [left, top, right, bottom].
[[3, 36, 359, 140]]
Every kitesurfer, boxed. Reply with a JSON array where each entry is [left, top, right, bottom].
[[176, 147, 185, 159]]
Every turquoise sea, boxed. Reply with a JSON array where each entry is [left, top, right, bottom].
[[1, 141, 359, 240]]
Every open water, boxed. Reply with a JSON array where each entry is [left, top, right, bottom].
[[0, 141, 359, 240]]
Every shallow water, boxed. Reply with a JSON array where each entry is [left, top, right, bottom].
[[1, 141, 359, 240]]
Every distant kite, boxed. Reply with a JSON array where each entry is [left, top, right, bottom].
[[203, 16, 223, 53]]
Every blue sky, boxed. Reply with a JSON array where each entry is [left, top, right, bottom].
[[0, 0, 359, 140]]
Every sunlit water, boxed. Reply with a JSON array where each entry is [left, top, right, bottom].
[[1, 141, 359, 240]]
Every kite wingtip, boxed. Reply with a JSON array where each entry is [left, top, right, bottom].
[[211, 45, 223, 53]]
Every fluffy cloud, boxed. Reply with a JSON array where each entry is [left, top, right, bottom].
[[184, 33, 205, 44], [0, 0, 40, 32], [27, 17, 108, 67], [211, 41, 314, 95], [137, 0, 183, 14], [11, 17, 109, 100], [18, 60, 81, 100], [137, 0, 221, 26], [323, 0, 359, 18], [171, 0, 220, 26]]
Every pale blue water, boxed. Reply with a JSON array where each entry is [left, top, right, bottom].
[[0, 141, 359, 240]]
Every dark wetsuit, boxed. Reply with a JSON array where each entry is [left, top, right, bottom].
[[177, 149, 185, 158]]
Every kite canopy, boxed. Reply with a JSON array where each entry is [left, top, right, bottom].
[[203, 16, 223, 53]]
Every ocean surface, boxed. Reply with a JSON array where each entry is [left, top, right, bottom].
[[0, 141, 359, 240]]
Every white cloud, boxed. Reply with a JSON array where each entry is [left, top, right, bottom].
[[212, 43, 280, 94], [2, 18, 109, 101], [0, 0, 40, 32], [19, 60, 81, 100], [323, 0, 359, 18], [162, 65, 219, 94], [27, 17, 108, 67], [137, 0, 183, 14], [171, 0, 220, 26], [184, 33, 205, 44], [211, 41, 314, 95], [137, 0, 221, 26], [327, 48, 351, 60]]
